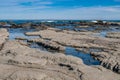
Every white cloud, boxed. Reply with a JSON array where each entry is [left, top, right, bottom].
[[0, 0, 120, 20], [0, 0, 52, 8], [37, 6, 120, 20]]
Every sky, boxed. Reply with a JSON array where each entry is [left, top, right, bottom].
[[0, 0, 120, 20]]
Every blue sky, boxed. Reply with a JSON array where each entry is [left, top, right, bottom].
[[0, 0, 120, 20]]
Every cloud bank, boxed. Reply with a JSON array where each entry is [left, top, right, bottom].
[[0, 0, 120, 20]]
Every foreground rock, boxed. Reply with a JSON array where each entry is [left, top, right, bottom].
[[0, 40, 120, 80], [0, 28, 9, 50], [25, 28, 120, 73]]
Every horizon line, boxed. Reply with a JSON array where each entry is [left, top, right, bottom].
[[0, 19, 120, 21]]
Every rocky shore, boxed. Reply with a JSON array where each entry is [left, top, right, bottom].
[[0, 20, 120, 80], [0, 20, 120, 31], [25, 27, 120, 74], [0, 40, 120, 80]]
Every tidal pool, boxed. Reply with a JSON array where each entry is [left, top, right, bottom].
[[65, 47, 100, 65], [8, 28, 39, 40]]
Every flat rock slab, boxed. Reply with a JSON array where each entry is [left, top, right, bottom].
[[0, 40, 120, 80], [106, 32, 120, 39]]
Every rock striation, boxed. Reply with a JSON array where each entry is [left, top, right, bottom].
[[0, 40, 120, 80], [0, 28, 120, 80], [25, 28, 120, 74]]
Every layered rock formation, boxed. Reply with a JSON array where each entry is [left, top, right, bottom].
[[25, 28, 120, 74], [0, 40, 120, 80], [0, 27, 120, 80]]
